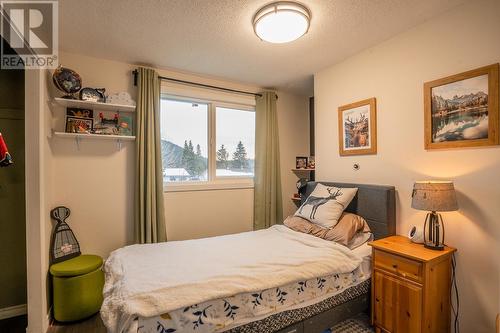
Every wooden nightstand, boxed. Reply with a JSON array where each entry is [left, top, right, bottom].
[[368, 236, 456, 333]]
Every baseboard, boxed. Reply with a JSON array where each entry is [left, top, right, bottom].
[[0, 304, 27, 320]]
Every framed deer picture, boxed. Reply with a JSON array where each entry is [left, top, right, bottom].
[[338, 97, 377, 156]]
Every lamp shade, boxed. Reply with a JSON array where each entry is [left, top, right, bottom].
[[411, 181, 458, 212]]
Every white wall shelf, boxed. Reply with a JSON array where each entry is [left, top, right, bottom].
[[53, 131, 135, 150], [53, 132, 136, 141], [53, 97, 136, 112]]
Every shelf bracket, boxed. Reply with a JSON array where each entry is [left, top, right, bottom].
[[75, 135, 81, 151], [116, 139, 122, 151]]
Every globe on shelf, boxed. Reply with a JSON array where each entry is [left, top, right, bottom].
[[52, 66, 82, 99]]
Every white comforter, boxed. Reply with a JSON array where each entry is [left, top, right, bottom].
[[101, 225, 363, 333]]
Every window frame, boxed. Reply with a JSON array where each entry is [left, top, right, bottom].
[[161, 93, 255, 193]]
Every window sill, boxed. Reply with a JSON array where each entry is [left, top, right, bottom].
[[164, 181, 254, 193]]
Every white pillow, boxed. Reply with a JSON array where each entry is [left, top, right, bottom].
[[294, 184, 358, 228], [347, 232, 373, 250]]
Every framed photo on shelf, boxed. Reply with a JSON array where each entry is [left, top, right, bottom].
[[118, 114, 133, 136], [65, 116, 93, 133], [424, 63, 499, 149], [338, 97, 377, 156], [66, 107, 93, 119], [295, 156, 308, 169]]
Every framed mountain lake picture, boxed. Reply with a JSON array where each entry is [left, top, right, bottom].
[[424, 63, 499, 149], [338, 97, 377, 156]]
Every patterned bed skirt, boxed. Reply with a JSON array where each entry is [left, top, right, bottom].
[[136, 276, 370, 333], [227, 279, 370, 333]]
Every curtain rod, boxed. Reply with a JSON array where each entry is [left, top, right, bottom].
[[132, 70, 275, 98]]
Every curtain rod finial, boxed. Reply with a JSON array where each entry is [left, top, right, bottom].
[[132, 70, 138, 86]]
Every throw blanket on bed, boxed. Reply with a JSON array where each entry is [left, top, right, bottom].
[[101, 225, 363, 333]]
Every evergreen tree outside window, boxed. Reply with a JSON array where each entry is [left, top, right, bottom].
[[216, 106, 255, 178], [232, 141, 248, 170], [216, 144, 229, 169], [161, 99, 208, 182]]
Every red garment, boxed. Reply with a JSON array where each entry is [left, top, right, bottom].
[[0, 132, 13, 167]]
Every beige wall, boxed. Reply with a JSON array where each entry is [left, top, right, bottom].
[[45, 52, 309, 253], [25, 69, 51, 333], [314, 0, 500, 331], [277, 91, 310, 217], [164, 189, 254, 241]]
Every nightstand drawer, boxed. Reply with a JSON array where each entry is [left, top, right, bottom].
[[374, 249, 422, 282]]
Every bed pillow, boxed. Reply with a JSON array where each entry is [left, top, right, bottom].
[[347, 232, 373, 250], [294, 184, 358, 228], [284, 212, 370, 246]]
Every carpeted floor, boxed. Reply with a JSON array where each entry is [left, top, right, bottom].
[[330, 313, 374, 333]]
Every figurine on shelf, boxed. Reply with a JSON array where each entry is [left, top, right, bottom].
[[307, 156, 315, 169], [80, 87, 106, 103], [106, 91, 136, 106], [296, 178, 308, 196], [52, 66, 82, 99]]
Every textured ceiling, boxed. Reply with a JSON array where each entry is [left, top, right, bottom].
[[59, 0, 466, 96]]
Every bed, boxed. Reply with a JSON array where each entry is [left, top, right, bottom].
[[101, 182, 395, 333]]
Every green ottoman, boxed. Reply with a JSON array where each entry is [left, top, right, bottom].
[[50, 254, 104, 322]]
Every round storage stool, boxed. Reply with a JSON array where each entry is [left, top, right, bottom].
[[50, 254, 104, 322]]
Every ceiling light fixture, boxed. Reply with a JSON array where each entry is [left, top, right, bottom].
[[253, 1, 311, 44]]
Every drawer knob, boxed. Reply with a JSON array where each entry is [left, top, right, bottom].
[[375, 298, 380, 302], [392, 264, 398, 269]]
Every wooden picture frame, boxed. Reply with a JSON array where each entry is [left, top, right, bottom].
[[295, 156, 308, 169], [338, 97, 377, 156], [424, 63, 499, 149], [65, 116, 93, 133]]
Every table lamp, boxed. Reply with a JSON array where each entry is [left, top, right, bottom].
[[411, 181, 458, 250]]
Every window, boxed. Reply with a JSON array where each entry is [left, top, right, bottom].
[[160, 96, 255, 190], [161, 99, 208, 183], [216, 107, 255, 178]]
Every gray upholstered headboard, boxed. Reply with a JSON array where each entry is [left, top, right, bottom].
[[301, 182, 396, 240]]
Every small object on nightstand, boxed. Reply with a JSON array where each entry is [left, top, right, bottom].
[[411, 181, 458, 250], [369, 236, 456, 333], [408, 225, 424, 244]]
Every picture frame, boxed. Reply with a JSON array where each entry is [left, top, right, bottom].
[[66, 107, 93, 119], [118, 114, 133, 136], [295, 156, 308, 169], [65, 116, 93, 133], [424, 63, 499, 149], [338, 97, 377, 156]]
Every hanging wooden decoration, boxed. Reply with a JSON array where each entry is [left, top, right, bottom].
[[50, 206, 81, 264]]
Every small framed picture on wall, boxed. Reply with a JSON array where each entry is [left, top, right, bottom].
[[338, 97, 377, 156], [424, 63, 499, 149], [65, 117, 93, 133], [295, 156, 308, 169]]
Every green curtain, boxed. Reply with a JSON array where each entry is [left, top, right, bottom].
[[254, 91, 283, 230], [135, 67, 166, 243]]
